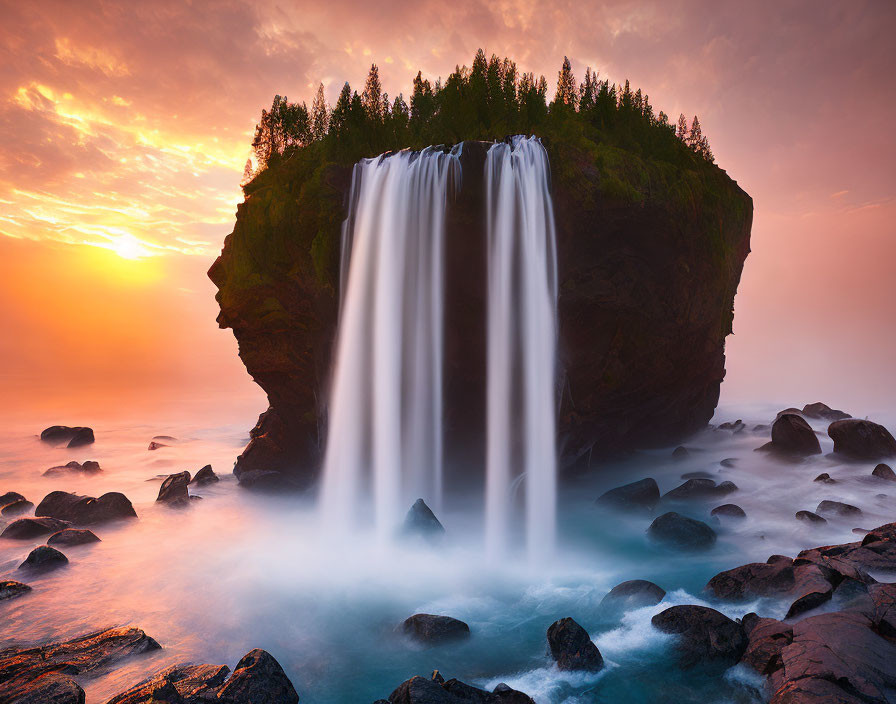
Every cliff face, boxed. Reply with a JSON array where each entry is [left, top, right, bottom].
[[210, 137, 751, 487]]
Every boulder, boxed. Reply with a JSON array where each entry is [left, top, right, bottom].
[[35, 490, 137, 525], [401, 614, 470, 645], [647, 512, 716, 550], [156, 472, 191, 507], [813, 472, 835, 484], [402, 499, 445, 540], [546, 617, 603, 672], [784, 564, 834, 618], [796, 510, 827, 524], [718, 420, 746, 431], [671, 446, 689, 460], [19, 545, 68, 572], [598, 579, 665, 615], [43, 460, 102, 477], [215, 649, 299, 704], [872, 463, 895, 481], [651, 605, 747, 668], [711, 503, 746, 519], [0, 580, 32, 601], [1, 516, 70, 539], [740, 613, 792, 676], [0, 491, 25, 505], [776, 408, 804, 419], [1, 499, 34, 516], [828, 419, 896, 460], [0, 673, 85, 704], [40, 426, 94, 446], [386, 672, 534, 704], [190, 464, 219, 485], [719, 458, 738, 468], [801, 402, 851, 422], [757, 414, 821, 457], [595, 477, 659, 512], [662, 478, 737, 501], [47, 528, 100, 547], [67, 428, 95, 448], [706, 559, 797, 600], [106, 663, 230, 704], [816, 500, 862, 517]]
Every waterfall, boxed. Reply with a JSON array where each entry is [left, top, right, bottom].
[[319, 147, 459, 542], [485, 136, 558, 562]]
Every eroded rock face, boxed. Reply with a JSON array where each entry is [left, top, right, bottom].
[[210, 140, 752, 486], [828, 419, 896, 460], [546, 617, 603, 672]]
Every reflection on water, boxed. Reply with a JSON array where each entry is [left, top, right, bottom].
[[1, 404, 893, 703]]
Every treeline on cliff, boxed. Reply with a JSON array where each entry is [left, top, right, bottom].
[[245, 50, 714, 185]]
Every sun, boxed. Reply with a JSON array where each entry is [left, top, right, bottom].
[[111, 234, 147, 260]]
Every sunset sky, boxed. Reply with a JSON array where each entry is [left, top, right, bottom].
[[1, 0, 894, 423]]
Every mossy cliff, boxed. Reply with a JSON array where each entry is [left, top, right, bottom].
[[209, 130, 751, 487]]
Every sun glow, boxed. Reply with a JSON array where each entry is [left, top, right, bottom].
[[110, 234, 150, 259]]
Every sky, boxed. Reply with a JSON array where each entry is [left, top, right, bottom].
[[0, 0, 894, 425]]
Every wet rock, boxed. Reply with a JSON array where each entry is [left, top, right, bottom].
[[719, 458, 738, 468], [707, 559, 797, 600], [662, 478, 737, 501], [1, 491, 25, 505], [816, 500, 862, 517], [0, 627, 160, 704], [757, 414, 821, 457], [67, 428, 95, 448], [47, 528, 100, 547], [156, 471, 191, 507], [813, 472, 835, 484], [752, 424, 771, 432], [490, 682, 536, 704], [1, 499, 34, 516], [40, 425, 94, 447], [216, 649, 299, 704], [190, 464, 219, 485], [35, 490, 137, 525], [711, 503, 746, 519], [718, 419, 746, 432], [651, 605, 747, 668], [776, 408, 804, 419], [681, 471, 714, 479], [386, 672, 533, 704], [740, 613, 792, 676], [236, 469, 290, 490], [546, 617, 603, 672], [648, 512, 716, 550], [828, 419, 896, 460], [43, 460, 102, 477], [671, 446, 689, 460], [401, 614, 470, 644], [796, 510, 827, 524], [19, 545, 68, 572], [872, 463, 895, 481], [106, 663, 231, 703], [595, 477, 659, 512], [598, 579, 665, 616], [402, 499, 445, 540], [0, 580, 32, 601], [785, 564, 834, 618], [1, 516, 71, 539], [801, 402, 851, 422], [147, 440, 169, 451]]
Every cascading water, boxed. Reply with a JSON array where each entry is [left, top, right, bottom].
[[319, 147, 459, 542], [485, 136, 558, 563]]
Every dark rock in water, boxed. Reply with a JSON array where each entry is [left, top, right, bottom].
[[706, 559, 797, 600], [402, 499, 445, 540], [828, 419, 896, 460], [662, 478, 737, 501], [236, 468, 292, 491], [1, 498, 33, 516], [872, 463, 895, 481], [0, 626, 160, 704], [40, 425, 94, 446], [651, 605, 747, 668], [19, 545, 68, 572], [795, 510, 827, 524], [784, 564, 835, 618], [648, 512, 716, 550], [156, 471, 191, 507], [718, 420, 745, 432], [758, 414, 821, 457], [0, 580, 32, 601], [681, 471, 714, 479], [401, 614, 469, 645], [48, 528, 100, 546], [767, 554, 792, 565], [386, 671, 534, 704], [106, 663, 231, 703], [147, 440, 169, 450], [190, 464, 219, 485], [813, 472, 835, 484], [776, 407, 804, 418], [711, 503, 746, 519], [752, 424, 770, 432], [1, 491, 25, 505], [490, 682, 536, 704], [546, 617, 603, 672], [216, 649, 299, 704], [671, 446, 689, 460], [599, 580, 665, 615], [596, 477, 659, 512], [35, 490, 137, 525], [67, 427, 95, 448], [43, 460, 102, 477], [152, 435, 178, 443], [719, 458, 738, 468], [802, 402, 851, 421], [816, 500, 862, 517], [1, 516, 70, 539], [739, 613, 793, 676]]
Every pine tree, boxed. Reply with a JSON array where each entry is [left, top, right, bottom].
[[311, 83, 329, 140], [642, 94, 654, 122], [686, 115, 702, 150], [554, 56, 578, 109], [329, 82, 352, 136], [362, 64, 382, 120], [410, 71, 433, 123], [676, 113, 688, 141], [579, 67, 597, 112]]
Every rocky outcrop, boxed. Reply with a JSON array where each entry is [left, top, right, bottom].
[[19, 545, 68, 572], [546, 617, 603, 672], [647, 512, 716, 550], [801, 402, 850, 421], [828, 419, 896, 460], [210, 137, 752, 486], [711, 503, 746, 519], [661, 478, 737, 501], [757, 414, 821, 457], [598, 579, 665, 616], [872, 463, 895, 481], [0, 491, 25, 505], [156, 472, 191, 507], [35, 491, 137, 525], [0, 580, 32, 601], [400, 614, 470, 645], [1, 516, 70, 539], [651, 605, 746, 668], [40, 426, 95, 447], [43, 460, 102, 477], [190, 465, 219, 485], [1, 499, 33, 516], [401, 499, 445, 540], [47, 528, 100, 546], [385, 672, 534, 704], [595, 477, 659, 512]]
